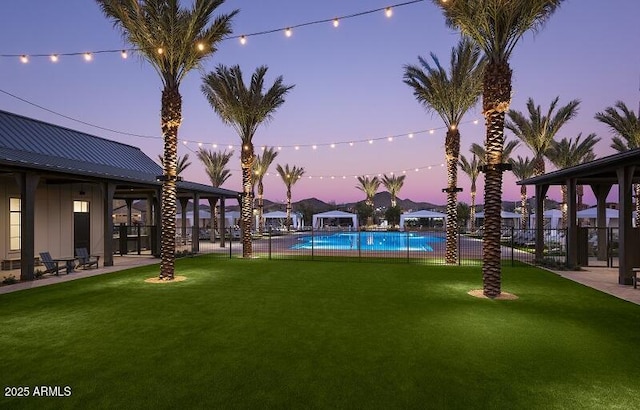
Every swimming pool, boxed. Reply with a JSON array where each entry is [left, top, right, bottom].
[[291, 231, 444, 251]]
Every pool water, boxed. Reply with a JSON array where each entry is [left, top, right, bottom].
[[291, 231, 444, 251]]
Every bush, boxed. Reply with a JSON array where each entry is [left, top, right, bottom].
[[2, 275, 18, 285]]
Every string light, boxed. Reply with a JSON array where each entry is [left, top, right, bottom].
[[83, 52, 92, 62], [50, 54, 59, 63], [1, 1, 425, 61]]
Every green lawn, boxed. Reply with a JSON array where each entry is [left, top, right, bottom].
[[1, 256, 639, 409]]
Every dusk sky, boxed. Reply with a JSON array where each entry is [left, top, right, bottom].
[[1, 0, 638, 207]]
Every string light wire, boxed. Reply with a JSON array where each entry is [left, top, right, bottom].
[[1, 1, 425, 60]]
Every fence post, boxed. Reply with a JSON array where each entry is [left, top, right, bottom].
[[358, 230, 362, 261], [458, 229, 461, 266], [229, 227, 232, 259], [511, 226, 514, 266], [311, 228, 314, 261], [406, 230, 409, 263], [268, 227, 272, 260]]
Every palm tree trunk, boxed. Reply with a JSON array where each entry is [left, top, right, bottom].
[[482, 61, 512, 298], [258, 180, 265, 234], [240, 143, 254, 257], [560, 185, 568, 229], [470, 187, 476, 233], [391, 196, 397, 208], [286, 187, 292, 231], [520, 185, 528, 230], [635, 184, 640, 228], [445, 128, 460, 264], [159, 86, 182, 280]]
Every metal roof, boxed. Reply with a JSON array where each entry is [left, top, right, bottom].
[[0, 109, 238, 198], [517, 148, 640, 186]]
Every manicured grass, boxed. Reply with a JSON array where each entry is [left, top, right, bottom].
[[1, 256, 639, 409]]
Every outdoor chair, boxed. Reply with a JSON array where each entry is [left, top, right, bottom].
[[75, 248, 100, 270], [39, 252, 63, 276]]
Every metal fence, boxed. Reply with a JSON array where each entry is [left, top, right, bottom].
[[197, 227, 572, 266]]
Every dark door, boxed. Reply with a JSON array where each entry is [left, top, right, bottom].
[[74, 202, 91, 252]]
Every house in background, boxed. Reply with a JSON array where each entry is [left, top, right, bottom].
[[0, 110, 239, 280]]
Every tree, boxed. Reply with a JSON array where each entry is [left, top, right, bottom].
[[433, 0, 565, 298], [595, 101, 640, 226], [381, 174, 406, 208], [506, 96, 580, 176], [253, 147, 279, 234], [546, 133, 600, 228], [158, 154, 192, 176], [97, 0, 237, 280], [275, 164, 305, 231], [197, 148, 233, 240], [356, 176, 380, 226], [510, 156, 535, 229], [459, 153, 480, 232], [470, 139, 520, 165], [457, 202, 471, 230], [385, 206, 402, 228], [404, 37, 485, 265], [202, 65, 294, 257]]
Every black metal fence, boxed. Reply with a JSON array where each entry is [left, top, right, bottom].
[[197, 227, 575, 266]]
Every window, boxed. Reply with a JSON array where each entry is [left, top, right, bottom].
[[74, 200, 89, 213], [9, 198, 21, 250]]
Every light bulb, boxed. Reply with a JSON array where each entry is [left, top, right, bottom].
[[20, 55, 28, 64], [50, 54, 58, 63], [197, 42, 205, 51], [385, 7, 393, 18], [84, 53, 92, 61], [285, 28, 292, 37], [240, 35, 247, 45], [121, 50, 128, 59], [333, 18, 339, 28]]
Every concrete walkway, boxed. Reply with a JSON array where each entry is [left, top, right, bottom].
[[1, 254, 639, 305]]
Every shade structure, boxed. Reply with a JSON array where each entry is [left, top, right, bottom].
[[475, 211, 522, 227], [263, 210, 302, 230], [576, 207, 619, 227], [312, 210, 358, 230], [529, 209, 562, 229], [399, 210, 446, 230]]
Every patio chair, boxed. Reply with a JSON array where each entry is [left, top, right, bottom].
[[75, 248, 100, 269], [39, 252, 62, 276]]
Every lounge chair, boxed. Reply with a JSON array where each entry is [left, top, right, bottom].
[[75, 248, 100, 269], [39, 252, 63, 276]]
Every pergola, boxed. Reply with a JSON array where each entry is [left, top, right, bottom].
[[518, 148, 640, 285]]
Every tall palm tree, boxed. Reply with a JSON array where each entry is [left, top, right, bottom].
[[97, 0, 237, 280], [546, 133, 600, 228], [356, 176, 381, 207], [459, 153, 480, 233], [510, 156, 535, 229], [197, 148, 233, 239], [470, 139, 520, 165], [381, 174, 406, 208], [595, 101, 640, 226], [506, 97, 580, 176], [432, 0, 565, 298], [404, 37, 485, 264], [158, 154, 192, 176], [202, 65, 294, 257], [275, 164, 305, 231], [253, 147, 279, 234]]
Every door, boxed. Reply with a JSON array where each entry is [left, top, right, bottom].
[[74, 200, 90, 252]]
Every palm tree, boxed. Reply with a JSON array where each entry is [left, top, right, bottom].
[[546, 133, 600, 228], [506, 97, 580, 176], [97, 0, 237, 280], [510, 156, 535, 230], [201, 65, 294, 257], [470, 139, 520, 165], [404, 37, 485, 265], [459, 153, 480, 233], [275, 164, 305, 231], [253, 147, 279, 234], [432, 0, 566, 298], [381, 174, 406, 208], [197, 148, 233, 240], [356, 176, 380, 207], [158, 154, 192, 176], [595, 101, 640, 226]]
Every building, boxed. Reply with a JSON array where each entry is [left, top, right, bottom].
[[0, 110, 238, 280]]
